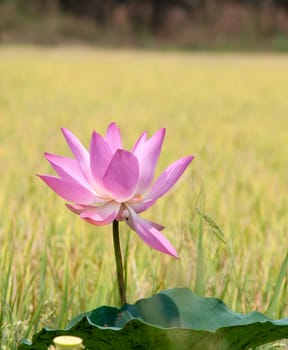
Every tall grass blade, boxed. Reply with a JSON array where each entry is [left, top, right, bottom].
[[266, 253, 288, 318], [196, 209, 226, 244], [57, 257, 70, 329], [123, 229, 131, 297], [194, 217, 205, 295], [0, 249, 13, 342]]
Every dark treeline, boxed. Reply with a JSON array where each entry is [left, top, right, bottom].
[[2, 0, 288, 46], [10, 0, 288, 32]]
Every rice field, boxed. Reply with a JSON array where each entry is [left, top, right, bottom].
[[0, 46, 288, 349]]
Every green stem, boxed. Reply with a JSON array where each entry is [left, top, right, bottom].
[[112, 220, 126, 306]]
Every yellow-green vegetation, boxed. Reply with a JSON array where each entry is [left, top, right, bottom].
[[0, 46, 287, 349]]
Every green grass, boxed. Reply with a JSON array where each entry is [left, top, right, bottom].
[[0, 46, 287, 349]]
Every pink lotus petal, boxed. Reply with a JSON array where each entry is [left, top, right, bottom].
[[103, 150, 139, 202], [126, 207, 178, 258], [142, 218, 165, 231], [80, 202, 120, 225], [65, 202, 106, 214], [44, 153, 91, 189], [90, 131, 112, 189], [104, 122, 122, 153], [66, 202, 109, 214], [133, 128, 165, 193], [128, 198, 156, 214], [146, 155, 194, 202], [38, 175, 96, 204], [131, 131, 147, 153], [61, 128, 94, 186], [66, 203, 86, 214]]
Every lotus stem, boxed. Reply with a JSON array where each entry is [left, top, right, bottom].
[[112, 220, 126, 305]]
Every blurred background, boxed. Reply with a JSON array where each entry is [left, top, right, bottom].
[[1, 1, 288, 349], [1, 0, 288, 50]]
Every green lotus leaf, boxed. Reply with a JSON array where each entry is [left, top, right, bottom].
[[19, 288, 288, 350]]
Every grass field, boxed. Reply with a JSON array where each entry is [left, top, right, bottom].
[[0, 46, 288, 349]]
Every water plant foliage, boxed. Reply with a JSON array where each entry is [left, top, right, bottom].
[[19, 288, 288, 350]]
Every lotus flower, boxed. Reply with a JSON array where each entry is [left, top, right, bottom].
[[38, 123, 193, 258]]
